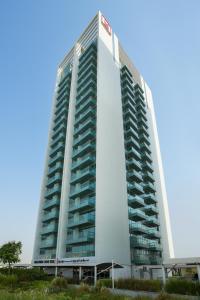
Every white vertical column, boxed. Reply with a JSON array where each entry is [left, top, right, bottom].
[[141, 78, 174, 260], [95, 12, 131, 267]]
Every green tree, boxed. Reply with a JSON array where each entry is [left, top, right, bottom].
[[0, 241, 22, 273]]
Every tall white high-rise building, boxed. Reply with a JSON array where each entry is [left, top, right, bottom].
[[33, 11, 174, 279]]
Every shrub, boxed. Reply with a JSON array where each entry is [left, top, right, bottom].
[[77, 282, 91, 293], [165, 278, 200, 296], [96, 279, 112, 288], [116, 278, 162, 292], [0, 267, 48, 281], [0, 273, 18, 288], [48, 276, 68, 293]]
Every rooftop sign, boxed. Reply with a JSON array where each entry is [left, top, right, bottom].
[[101, 15, 112, 35]]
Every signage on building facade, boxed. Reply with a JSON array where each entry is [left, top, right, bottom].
[[101, 15, 112, 35]]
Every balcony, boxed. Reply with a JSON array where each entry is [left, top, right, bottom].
[[121, 73, 133, 86], [143, 205, 158, 216], [141, 151, 152, 163], [71, 155, 95, 171], [128, 182, 144, 195], [123, 100, 136, 114], [40, 238, 57, 249], [128, 195, 144, 208], [126, 159, 142, 171], [124, 118, 138, 133], [77, 79, 96, 100], [125, 127, 139, 141], [70, 168, 95, 184], [126, 145, 141, 160], [49, 141, 65, 157], [46, 173, 62, 188], [144, 216, 159, 227], [66, 232, 95, 245], [149, 256, 162, 265], [136, 102, 146, 115], [75, 105, 95, 124], [78, 64, 97, 86], [75, 98, 96, 116], [43, 210, 59, 222], [78, 56, 97, 76], [45, 185, 61, 199], [66, 250, 95, 258], [129, 208, 147, 221], [125, 141, 140, 155], [143, 182, 156, 193], [54, 107, 68, 124], [149, 242, 162, 252], [48, 162, 63, 176], [52, 124, 66, 139], [43, 197, 60, 210], [72, 142, 95, 159], [123, 108, 137, 123], [48, 152, 64, 167], [130, 236, 149, 249], [121, 66, 133, 79], [68, 214, 95, 228], [51, 132, 65, 147], [69, 183, 95, 199], [73, 129, 95, 147], [146, 229, 161, 240], [138, 118, 148, 130], [77, 72, 96, 93], [74, 118, 95, 136], [41, 223, 58, 235], [139, 133, 150, 146], [142, 161, 153, 172], [143, 194, 157, 205], [127, 170, 143, 182], [53, 115, 67, 131], [68, 197, 95, 213], [143, 171, 154, 182], [132, 255, 150, 265], [129, 223, 147, 235]]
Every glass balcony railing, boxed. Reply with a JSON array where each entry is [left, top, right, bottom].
[[69, 183, 95, 199], [130, 236, 149, 249], [51, 132, 65, 146], [46, 173, 62, 187], [144, 216, 159, 227], [143, 171, 154, 182], [78, 57, 97, 76], [71, 155, 95, 171], [143, 205, 158, 216], [125, 127, 139, 140], [66, 250, 95, 258], [66, 232, 95, 245], [126, 145, 141, 160], [49, 142, 65, 157], [41, 223, 58, 235], [40, 238, 57, 248], [79, 48, 97, 68], [75, 98, 96, 116], [128, 195, 144, 208], [45, 185, 61, 199], [127, 170, 143, 182], [146, 229, 161, 239], [129, 208, 147, 221], [52, 124, 66, 139], [143, 194, 157, 205], [123, 100, 136, 114], [43, 210, 59, 222], [72, 142, 95, 159], [48, 152, 63, 166], [73, 129, 95, 146], [74, 118, 95, 136], [126, 159, 142, 171], [149, 256, 162, 265], [143, 182, 156, 193], [128, 182, 144, 194], [48, 162, 63, 175], [129, 222, 147, 234], [43, 197, 60, 210], [68, 197, 95, 213], [68, 213, 95, 228], [123, 108, 137, 123], [141, 151, 152, 163], [125, 138, 140, 152], [77, 64, 97, 86], [71, 168, 95, 184], [75, 105, 96, 124], [142, 161, 153, 172], [77, 73, 96, 93], [149, 242, 162, 251], [132, 254, 150, 265]]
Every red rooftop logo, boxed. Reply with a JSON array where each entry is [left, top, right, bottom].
[[101, 15, 112, 35]]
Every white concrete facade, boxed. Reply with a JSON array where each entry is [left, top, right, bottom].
[[32, 12, 174, 277]]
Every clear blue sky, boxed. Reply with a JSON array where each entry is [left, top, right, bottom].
[[0, 0, 199, 263]]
